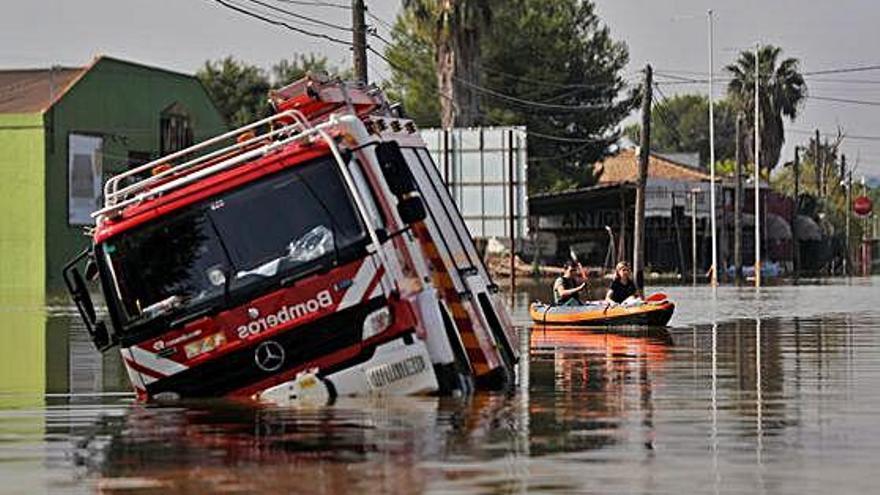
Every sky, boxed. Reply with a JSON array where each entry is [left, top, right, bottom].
[[3, 0, 880, 180]]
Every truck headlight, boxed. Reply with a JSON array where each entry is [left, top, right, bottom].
[[362, 306, 392, 340]]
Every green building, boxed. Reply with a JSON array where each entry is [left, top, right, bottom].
[[0, 55, 227, 305]]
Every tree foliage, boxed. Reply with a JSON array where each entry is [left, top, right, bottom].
[[197, 55, 348, 127], [726, 44, 807, 171], [402, 0, 493, 127], [387, 0, 636, 192], [626, 94, 738, 168]]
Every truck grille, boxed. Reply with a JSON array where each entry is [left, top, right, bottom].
[[148, 298, 385, 398]]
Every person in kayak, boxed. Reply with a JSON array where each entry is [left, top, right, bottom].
[[553, 260, 586, 306], [605, 261, 640, 306]]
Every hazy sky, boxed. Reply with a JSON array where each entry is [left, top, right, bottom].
[[3, 0, 880, 178]]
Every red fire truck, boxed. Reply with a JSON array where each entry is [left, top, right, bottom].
[[63, 75, 518, 401]]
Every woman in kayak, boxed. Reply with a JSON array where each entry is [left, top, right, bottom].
[[605, 261, 639, 306], [553, 260, 586, 306]]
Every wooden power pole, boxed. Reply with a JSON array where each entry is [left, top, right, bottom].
[[633, 65, 652, 292], [352, 0, 368, 84]]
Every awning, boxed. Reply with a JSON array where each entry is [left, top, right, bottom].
[[766, 213, 792, 241], [740, 213, 793, 241], [793, 214, 823, 241]]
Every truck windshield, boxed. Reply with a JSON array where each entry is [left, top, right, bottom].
[[101, 155, 366, 329]]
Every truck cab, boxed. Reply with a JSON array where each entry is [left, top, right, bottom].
[[64, 75, 517, 401]]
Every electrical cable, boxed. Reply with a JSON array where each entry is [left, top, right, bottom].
[[244, 0, 354, 32], [209, 0, 353, 46]]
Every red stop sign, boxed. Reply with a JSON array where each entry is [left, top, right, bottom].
[[854, 195, 873, 217]]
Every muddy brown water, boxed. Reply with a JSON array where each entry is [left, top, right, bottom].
[[1, 278, 879, 494]]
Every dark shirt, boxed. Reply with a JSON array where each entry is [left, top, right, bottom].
[[554, 276, 582, 305], [608, 278, 637, 303]]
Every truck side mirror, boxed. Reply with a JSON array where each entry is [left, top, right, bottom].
[[62, 249, 115, 352], [375, 141, 417, 196], [397, 194, 427, 225]]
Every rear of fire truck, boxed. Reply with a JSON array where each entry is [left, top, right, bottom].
[[63, 75, 517, 402]]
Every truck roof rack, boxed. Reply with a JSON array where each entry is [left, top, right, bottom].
[[94, 74, 389, 224]]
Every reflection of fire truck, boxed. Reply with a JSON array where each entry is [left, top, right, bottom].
[[63, 75, 517, 401]]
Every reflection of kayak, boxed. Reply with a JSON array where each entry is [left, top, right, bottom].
[[530, 327, 673, 357], [529, 298, 675, 326]]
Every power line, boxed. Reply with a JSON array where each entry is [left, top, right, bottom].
[[244, 0, 353, 32], [788, 128, 880, 142], [481, 64, 635, 90], [209, 0, 353, 46], [454, 76, 622, 111], [808, 94, 880, 107], [802, 64, 880, 76], [276, 0, 349, 9]]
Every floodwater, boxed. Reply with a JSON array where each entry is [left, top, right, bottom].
[[1, 278, 880, 494]]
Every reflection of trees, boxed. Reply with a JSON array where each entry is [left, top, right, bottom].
[[122, 211, 211, 309], [528, 328, 671, 455]]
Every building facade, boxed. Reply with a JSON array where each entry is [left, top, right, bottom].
[[0, 56, 227, 302]]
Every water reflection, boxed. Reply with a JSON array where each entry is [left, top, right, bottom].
[[1, 281, 879, 493]]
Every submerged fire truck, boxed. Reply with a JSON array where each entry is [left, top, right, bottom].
[[64, 75, 517, 401]]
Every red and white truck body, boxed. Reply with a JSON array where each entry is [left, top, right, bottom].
[[64, 75, 517, 401]]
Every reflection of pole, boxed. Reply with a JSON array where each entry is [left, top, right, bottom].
[[793, 147, 801, 277], [708, 10, 718, 288], [756, 317, 764, 466], [754, 43, 762, 288], [508, 129, 516, 303], [711, 322, 718, 484], [692, 189, 699, 285]]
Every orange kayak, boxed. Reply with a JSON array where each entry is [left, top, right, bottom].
[[530, 298, 675, 326]]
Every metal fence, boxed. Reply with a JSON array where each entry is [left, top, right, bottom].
[[421, 126, 528, 245]]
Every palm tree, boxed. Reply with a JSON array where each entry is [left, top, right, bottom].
[[726, 44, 807, 171], [403, 0, 492, 128]]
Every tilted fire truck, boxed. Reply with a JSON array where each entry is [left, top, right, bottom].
[[64, 75, 518, 401]]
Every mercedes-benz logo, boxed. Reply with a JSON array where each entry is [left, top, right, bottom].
[[254, 340, 285, 372]]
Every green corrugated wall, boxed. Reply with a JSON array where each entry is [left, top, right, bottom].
[[44, 57, 227, 296], [0, 113, 46, 400], [0, 112, 46, 305]]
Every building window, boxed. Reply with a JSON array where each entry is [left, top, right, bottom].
[[68, 134, 103, 226], [160, 103, 193, 155]]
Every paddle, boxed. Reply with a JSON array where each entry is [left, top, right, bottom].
[[569, 247, 590, 296]]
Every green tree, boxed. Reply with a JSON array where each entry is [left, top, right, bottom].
[[387, 0, 635, 192], [384, 8, 441, 127], [625, 94, 738, 168], [725, 44, 807, 171], [197, 57, 270, 127], [198, 55, 350, 127], [271, 54, 351, 86], [403, 0, 493, 127]]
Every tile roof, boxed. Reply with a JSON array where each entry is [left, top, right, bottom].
[[0, 67, 85, 113], [596, 148, 711, 183]]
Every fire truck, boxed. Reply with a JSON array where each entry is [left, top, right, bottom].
[[63, 75, 518, 401]]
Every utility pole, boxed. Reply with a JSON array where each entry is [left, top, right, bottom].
[[844, 155, 851, 276], [634, 64, 652, 293], [754, 42, 762, 288], [692, 188, 699, 285], [823, 138, 830, 197], [708, 9, 718, 287], [352, 0, 368, 84], [734, 113, 744, 283], [793, 147, 801, 277], [815, 129, 821, 196]]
